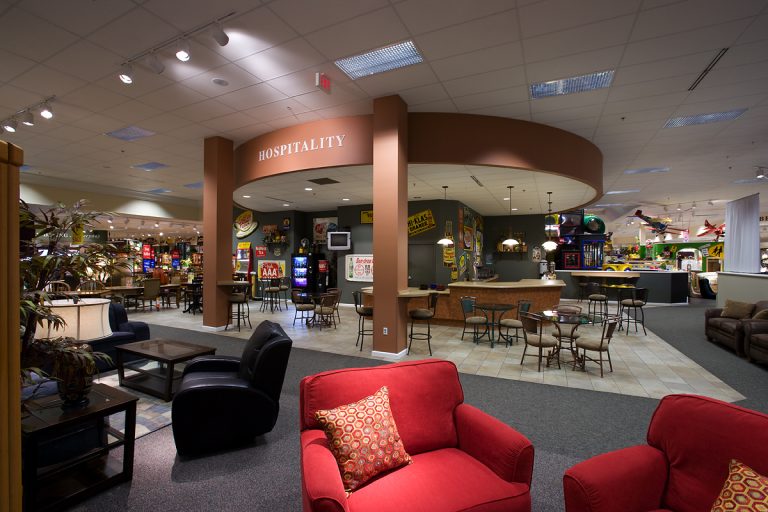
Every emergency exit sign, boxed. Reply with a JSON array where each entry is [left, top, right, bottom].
[[315, 72, 331, 94]]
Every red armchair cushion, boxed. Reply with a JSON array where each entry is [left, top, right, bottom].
[[711, 460, 768, 511], [347, 448, 530, 512], [301, 360, 463, 455], [315, 386, 412, 492]]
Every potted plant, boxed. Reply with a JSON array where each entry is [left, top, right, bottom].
[[20, 199, 127, 406]]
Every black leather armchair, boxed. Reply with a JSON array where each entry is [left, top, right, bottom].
[[88, 303, 150, 370], [171, 320, 293, 456]]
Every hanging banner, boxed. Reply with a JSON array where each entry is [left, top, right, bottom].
[[360, 210, 374, 224], [345, 254, 374, 282], [407, 209, 436, 236], [257, 260, 286, 279], [234, 210, 258, 238]]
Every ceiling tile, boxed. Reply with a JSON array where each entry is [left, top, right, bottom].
[[19, 0, 136, 36], [180, 63, 262, 98], [394, 0, 513, 35], [464, 101, 530, 119], [242, 98, 310, 123], [203, 112, 262, 131], [530, 89, 610, 113], [408, 98, 458, 112], [525, 46, 625, 83], [607, 75, 696, 102], [0, 84, 48, 112], [353, 63, 438, 97], [10, 65, 86, 97], [141, 0, 259, 31], [0, 8, 79, 61], [735, 13, 768, 44], [102, 100, 161, 124], [61, 84, 131, 112], [453, 85, 530, 111], [613, 51, 716, 86], [0, 49, 36, 83], [216, 82, 287, 110], [398, 83, 449, 106], [139, 83, 209, 110], [173, 99, 236, 122], [519, 0, 641, 39], [268, 0, 389, 34], [443, 66, 526, 97], [93, 65, 175, 98], [266, 65, 356, 97], [45, 40, 124, 83], [415, 10, 520, 61], [430, 42, 524, 82], [235, 38, 326, 81], [89, 8, 178, 57], [266, 111, 323, 130], [522, 15, 635, 63], [293, 84, 367, 110]]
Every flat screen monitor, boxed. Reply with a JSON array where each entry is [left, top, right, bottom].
[[327, 231, 351, 250]]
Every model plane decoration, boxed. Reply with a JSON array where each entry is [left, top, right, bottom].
[[697, 220, 725, 241], [633, 210, 686, 235]]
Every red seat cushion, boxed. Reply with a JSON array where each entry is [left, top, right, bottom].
[[347, 448, 530, 512]]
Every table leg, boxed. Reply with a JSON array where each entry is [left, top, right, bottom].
[[123, 401, 137, 480], [116, 350, 125, 386], [164, 362, 174, 401]]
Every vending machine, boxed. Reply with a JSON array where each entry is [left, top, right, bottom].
[[292, 253, 326, 291], [291, 254, 309, 289], [235, 241, 253, 277]]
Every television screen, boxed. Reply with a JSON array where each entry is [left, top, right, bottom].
[[327, 231, 351, 250]]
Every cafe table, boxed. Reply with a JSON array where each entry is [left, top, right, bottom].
[[473, 303, 515, 348], [600, 283, 636, 315], [537, 310, 593, 367]]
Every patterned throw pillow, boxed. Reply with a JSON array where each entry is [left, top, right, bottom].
[[315, 386, 412, 492], [711, 459, 768, 512]]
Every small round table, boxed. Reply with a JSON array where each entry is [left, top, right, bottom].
[[474, 303, 515, 348]]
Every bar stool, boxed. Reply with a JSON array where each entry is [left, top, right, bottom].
[[260, 279, 282, 312], [619, 287, 648, 335], [279, 277, 290, 309], [353, 290, 373, 351], [226, 283, 251, 331], [585, 282, 608, 323], [499, 299, 531, 346], [408, 293, 439, 356]]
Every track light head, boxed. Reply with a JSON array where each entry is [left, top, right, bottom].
[[118, 63, 134, 84], [40, 103, 53, 119], [21, 110, 34, 126], [146, 53, 165, 74], [211, 23, 229, 46], [2, 118, 17, 133], [175, 40, 190, 62]]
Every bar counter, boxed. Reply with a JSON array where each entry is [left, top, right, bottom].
[[556, 270, 688, 303]]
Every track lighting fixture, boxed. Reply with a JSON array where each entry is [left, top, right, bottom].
[[118, 63, 134, 84], [0, 96, 54, 134], [756, 167, 767, 179], [2, 119, 17, 133], [211, 23, 229, 46], [21, 111, 34, 126], [175, 40, 191, 62], [146, 53, 165, 74], [40, 102, 53, 119]]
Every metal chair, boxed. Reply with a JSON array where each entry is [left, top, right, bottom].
[[353, 290, 373, 351], [619, 287, 648, 335], [291, 289, 314, 326], [575, 317, 618, 377], [459, 296, 489, 343], [499, 299, 531, 346], [327, 287, 342, 324], [312, 293, 337, 329], [260, 278, 282, 312], [226, 282, 251, 331], [408, 293, 439, 356], [520, 313, 559, 372], [585, 282, 608, 323]]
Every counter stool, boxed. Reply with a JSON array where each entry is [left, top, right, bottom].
[[260, 279, 282, 312], [499, 299, 531, 346], [585, 282, 608, 323], [353, 291, 373, 351], [408, 293, 439, 356], [619, 287, 648, 335], [226, 285, 251, 331], [279, 277, 290, 309]]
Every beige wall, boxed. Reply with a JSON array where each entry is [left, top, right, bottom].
[[716, 272, 768, 307]]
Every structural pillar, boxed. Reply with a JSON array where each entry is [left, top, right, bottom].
[[1, 140, 22, 512], [372, 96, 409, 355], [203, 137, 235, 329]]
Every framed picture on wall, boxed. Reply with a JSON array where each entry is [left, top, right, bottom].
[[563, 252, 581, 269]]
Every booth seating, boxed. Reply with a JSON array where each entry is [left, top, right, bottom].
[[563, 394, 768, 512], [705, 300, 768, 356], [172, 320, 292, 456], [300, 360, 534, 512]]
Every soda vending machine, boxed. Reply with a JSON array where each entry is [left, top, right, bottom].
[[291, 254, 309, 289]]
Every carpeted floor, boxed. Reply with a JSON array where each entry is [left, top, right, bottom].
[[69, 302, 768, 512]]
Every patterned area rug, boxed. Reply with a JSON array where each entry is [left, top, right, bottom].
[[94, 373, 173, 438]]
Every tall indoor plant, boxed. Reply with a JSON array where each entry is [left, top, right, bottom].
[[20, 200, 127, 403]]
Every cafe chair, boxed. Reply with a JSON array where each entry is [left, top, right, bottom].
[[575, 317, 618, 377], [550, 304, 582, 345], [499, 299, 532, 346], [619, 287, 648, 335], [137, 278, 161, 311], [291, 289, 314, 326], [260, 279, 282, 313], [327, 287, 342, 324], [459, 296, 489, 343], [408, 292, 439, 356], [520, 313, 559, 372], [226, 282, 251, 332], [585, 282, 608, 323], [172, 320, 293, 456], [312, 293, 337, 329], [353, 290, 373, 351]]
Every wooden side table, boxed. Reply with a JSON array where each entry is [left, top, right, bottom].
[[21, 383, 138, 512]]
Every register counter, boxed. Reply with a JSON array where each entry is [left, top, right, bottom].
[[556, 270, 688, 303]]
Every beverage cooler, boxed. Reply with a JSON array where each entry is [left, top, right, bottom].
[[291, 253, 328, 292], [291, 254, 309, 289]]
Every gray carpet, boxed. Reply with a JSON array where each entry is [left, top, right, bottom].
[[68, 302, 768, 512]]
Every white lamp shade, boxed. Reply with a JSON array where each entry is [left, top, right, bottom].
[[542, 240, 558, 252], [502, 238, 519, 246], [437, 237, 454, 246], [35, 298, 113, 341]]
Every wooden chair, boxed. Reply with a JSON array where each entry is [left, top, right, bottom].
[[138, 278, 161, 311], [575, 317, 618, 377], [520, 313, 558, 372]]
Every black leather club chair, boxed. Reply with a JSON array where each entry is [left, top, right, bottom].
[[171, 320, 293, 456]]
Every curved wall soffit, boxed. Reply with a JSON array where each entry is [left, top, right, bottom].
[[234, 112, 603, 204]]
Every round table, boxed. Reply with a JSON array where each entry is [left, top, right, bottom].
[[474, 303, 515, 348]]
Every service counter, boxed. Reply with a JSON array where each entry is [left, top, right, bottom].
[[556, 270, 689, 303]]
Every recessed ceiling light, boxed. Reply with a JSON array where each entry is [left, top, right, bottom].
[[242, 195, 251, 198], [342, 198, 350, 201], [664, 108, 747, 128], [304, 187, 313, 191], [212, 78, 229, 87], [530, 70, 614, 99], [335, 40, 423, 80], [107, 126, 156, 142], [605, 189, 640, 195], [283, 203, 290, 207], [624, 167, 669, 175]]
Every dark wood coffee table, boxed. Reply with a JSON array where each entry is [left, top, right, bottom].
[[115, 339, 216, 401]]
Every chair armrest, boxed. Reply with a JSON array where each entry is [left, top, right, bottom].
[[744, 319, 768, 336], [455, 403, 534, 485], [182, 356, 241, 376], [563, 445, 668, 512], [705, 308, 724, 320], [118, 320, 150, 340], [301, 430, 349, 512]]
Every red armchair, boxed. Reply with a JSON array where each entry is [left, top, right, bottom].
[[300, 359, 534, 512], [563, 394, 768, 512]]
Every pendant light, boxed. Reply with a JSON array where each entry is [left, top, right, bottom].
[[501, 186, 519, 248], [542, 192, 558, 252], [437, 186, 454, 246]]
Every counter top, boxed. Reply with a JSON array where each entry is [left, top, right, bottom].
[[565, 271, 640, 278], [448, 279, 566, 289], [360, 286, 451, 297]]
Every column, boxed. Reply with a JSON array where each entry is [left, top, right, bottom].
[[372, 96, 409, 355], [203, 137, 234, 329], [1, 140, 22, 512]]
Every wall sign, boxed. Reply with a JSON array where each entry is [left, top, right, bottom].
[[407, 209, 436, 236], [234, 210, 258, 239], [257, 260, 286, 279], [313, 217, 338, 243], [360, 210, 373, 224], [254, 245, 267, 258], [345, 254, 373, 282], [258, 134, 346, 162]]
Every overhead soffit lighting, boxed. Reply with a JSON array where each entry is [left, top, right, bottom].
[[605, 189, 640, 195], [530, 70, 614, 99], [624, 167, 669, 175], [335, 40, 423, 80], [663, 108, 747, 128]]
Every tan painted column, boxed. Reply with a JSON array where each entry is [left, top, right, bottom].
[[203, 137, 234, 329], [372, 96, 409, 354], [1, 140, 22, 512]]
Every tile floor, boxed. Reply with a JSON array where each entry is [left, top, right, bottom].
[[128, 298, 744, 403]]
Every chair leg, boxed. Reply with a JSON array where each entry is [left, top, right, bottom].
[[599, 350, 604, 377], [245, 301, 251, 328], [640, 307, 646, 335], [407, 321, 414, 355], [537, 346, 543, 372], [520, 344, 528, 365], [426, 320, 432, 356], [607, 349, 613, 372]]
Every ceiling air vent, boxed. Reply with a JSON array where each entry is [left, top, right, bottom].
[[308, 177, 340, 185]]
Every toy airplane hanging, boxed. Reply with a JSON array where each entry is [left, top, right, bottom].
[[697, 220, 725, 241], [633, 210, 686, 235]]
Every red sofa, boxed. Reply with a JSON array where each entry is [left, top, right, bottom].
[[300, 359, 534, 512], [563, 394, 768, 512]]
